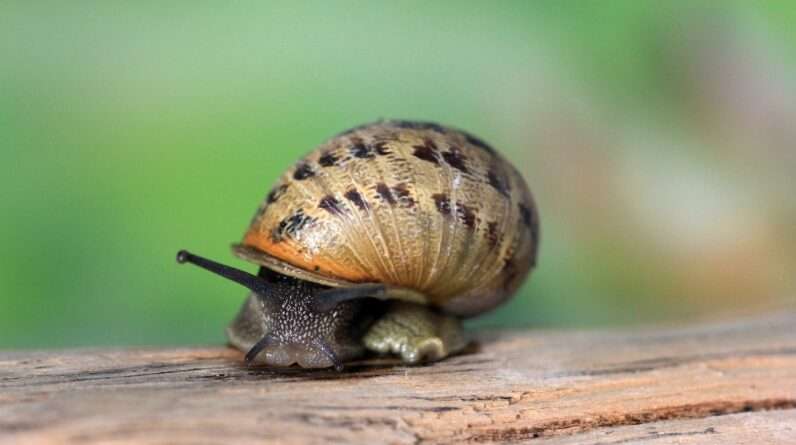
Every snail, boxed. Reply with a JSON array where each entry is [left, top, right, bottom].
[[177, 120, 539, 370]]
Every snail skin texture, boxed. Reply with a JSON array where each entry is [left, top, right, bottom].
[[177, 120, 539, 370]]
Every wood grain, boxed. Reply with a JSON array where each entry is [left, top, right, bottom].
[[1, 312, 795, 444]]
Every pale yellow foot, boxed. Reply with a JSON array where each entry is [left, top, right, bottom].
[[363, 302, 466, 364]]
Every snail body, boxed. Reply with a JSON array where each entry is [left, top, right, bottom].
[[177, 120, 539, 369]]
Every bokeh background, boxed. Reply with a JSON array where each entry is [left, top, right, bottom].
[[2, 2, 795, 348]]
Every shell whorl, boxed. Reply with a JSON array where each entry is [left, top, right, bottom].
[[236, 120, 538, 317]]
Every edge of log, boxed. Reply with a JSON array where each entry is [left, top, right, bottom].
[[1, 312, 795, 444]]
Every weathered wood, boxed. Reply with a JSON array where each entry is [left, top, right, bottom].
[[1, 313, 795, 445]]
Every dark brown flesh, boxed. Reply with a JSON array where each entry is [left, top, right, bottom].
[[226, 268, 382, 370]]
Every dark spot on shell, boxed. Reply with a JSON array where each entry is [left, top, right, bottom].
[[392, 183, 415, 208], [267, 184, 288, 204], [432, 193, 451, 216], [501, 258, 518, 290], [517, 202, 540, 266], [442, 147, 469, 173], [456, 204, 477, 229], [293, 163, 315, 180], [487, 169, 510, 197], [374, 141, 391, 156], [350, 140, 374, 159], [412, 139, 440, 165], [273, 209, 316, 242], [462, 131, 496, 155], [344, 188, 369, 211], [524, 203, 540, 265], [319, 151, 339, 167], [319, 195, 344, 216], [518, 203, 533, 227], [314, 265, 321, 272], [486, 221, 499, 247], [392, 120, 447, 133], [375, 183, 396, 205]]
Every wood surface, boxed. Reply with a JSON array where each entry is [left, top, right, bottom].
[[1, 312, 795, 444]]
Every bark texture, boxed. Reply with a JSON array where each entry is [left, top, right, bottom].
[[1, 312, 795, 444]]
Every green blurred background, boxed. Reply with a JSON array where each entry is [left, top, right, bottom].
[[2, 1, 795, 348]]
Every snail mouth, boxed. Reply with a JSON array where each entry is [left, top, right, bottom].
[[245, 336, 343, 370]]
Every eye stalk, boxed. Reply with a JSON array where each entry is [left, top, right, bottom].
[[176, 249, 270, 296], [311, 284, 388, 312]]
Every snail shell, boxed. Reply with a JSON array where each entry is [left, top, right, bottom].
[[233, 120, 539, 317]]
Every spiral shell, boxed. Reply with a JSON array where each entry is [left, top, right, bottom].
[[233, 120, 538, 317]]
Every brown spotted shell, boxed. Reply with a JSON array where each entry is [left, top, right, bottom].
[[232, 120, 539, 317]]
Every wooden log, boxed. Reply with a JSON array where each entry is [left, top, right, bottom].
[[1, 312, 795, 444]]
